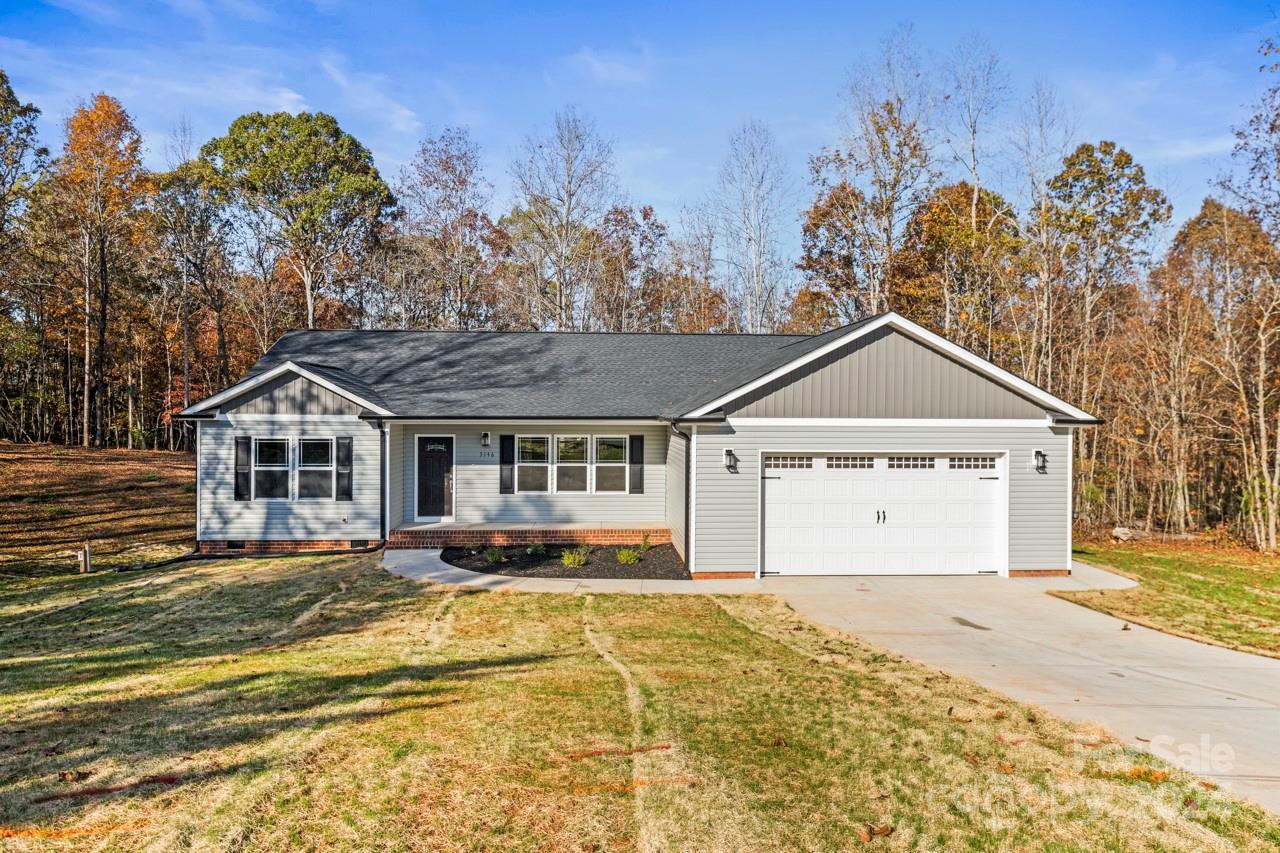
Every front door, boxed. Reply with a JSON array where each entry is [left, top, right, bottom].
[[416, 436, 454, 519]]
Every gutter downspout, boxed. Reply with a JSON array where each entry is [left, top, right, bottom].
[[374, 418, 387, 544], [666, 419, 692, 563]]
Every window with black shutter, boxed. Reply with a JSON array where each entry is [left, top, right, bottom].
[[336, 436, 353, 501], [234, 436, 251, 501], [628, 435, 644, 494], [499, 434, 515, 494]]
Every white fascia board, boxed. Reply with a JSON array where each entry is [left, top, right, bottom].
[[728, 417, 1054, 428], [681, 313, 1097, 422], [180, 360, 394, 417]]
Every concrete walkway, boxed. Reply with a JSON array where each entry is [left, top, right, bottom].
[[382, 549, 1280, 813], [381, 548, 763, 594]]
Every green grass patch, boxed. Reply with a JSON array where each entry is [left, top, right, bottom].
[[0, 554, 1276, 849], [1064, 543, 1280, 657]]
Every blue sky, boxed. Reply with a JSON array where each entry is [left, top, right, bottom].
[[2, 0, 1275, 239]]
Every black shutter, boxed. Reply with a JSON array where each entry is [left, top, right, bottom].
[[234, 436, 251, 501], [499, 434, 515, 494], [336, 436, 353, 501], [628, 434, 644, 494]]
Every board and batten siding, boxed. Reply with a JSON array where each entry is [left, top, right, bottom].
[[391, 423, 669, 526], [221, 373, 364, 416], [726, 326, 1048, 420], [198, 413, 382, 541], [664, 429, 688, 559], [691, 421, 1071, 575]]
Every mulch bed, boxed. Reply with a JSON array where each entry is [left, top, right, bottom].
[[441, 543, 690, 580]]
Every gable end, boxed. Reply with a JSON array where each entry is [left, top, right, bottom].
[[221, 373, 364, 416], [724, 326, 1051, 420]]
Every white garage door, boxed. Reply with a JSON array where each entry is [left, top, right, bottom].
[[762, 453, 1004, 576]]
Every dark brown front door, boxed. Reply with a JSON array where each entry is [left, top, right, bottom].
[[416, 436, 454, 518]]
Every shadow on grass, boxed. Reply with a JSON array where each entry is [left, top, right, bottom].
[[0, 557, 525, 825]]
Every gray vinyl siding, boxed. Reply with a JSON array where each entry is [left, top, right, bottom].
[[392, 423, 668, 526], [386, 426, 405, 531], [665, 430, 688, 559], [692, 421, 1071, 574], [221, 374, 363, 416], [197, 413, 381, 540], [726, 327, 1049, 419]]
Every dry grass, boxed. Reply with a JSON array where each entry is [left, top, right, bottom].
[[1, 554, 1277, 850], [1064, 542, 1280, 658], [0, 441, 195, 575]]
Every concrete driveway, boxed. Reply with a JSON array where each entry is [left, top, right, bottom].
[[766, 563, 1280, 814]]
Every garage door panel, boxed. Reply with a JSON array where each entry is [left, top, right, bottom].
[[763, 452, 1002, 576]]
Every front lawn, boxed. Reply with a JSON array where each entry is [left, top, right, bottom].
[[1064, 542, 1280, 658], [0, 441, 195, 575], [1, 555, 1277, 849]]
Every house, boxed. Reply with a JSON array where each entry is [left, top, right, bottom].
[[176, 312, 1098, 579]]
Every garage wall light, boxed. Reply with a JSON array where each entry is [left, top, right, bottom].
[[723, 448, 738, 472], [1032, 449, 1047, 473]]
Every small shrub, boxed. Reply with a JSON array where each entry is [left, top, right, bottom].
[[482, 546, 506, 564], [561, 545, 592, 568], [525, 543, 547, 556], [616, 548, 641, 566], [181, 483, 197, 494], [639, 532, 652, 552]]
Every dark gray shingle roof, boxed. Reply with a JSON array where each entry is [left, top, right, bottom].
[[239, 322, 878, 419]]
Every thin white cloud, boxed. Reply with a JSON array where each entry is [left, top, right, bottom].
[[567, 45, 654, 85], [1150, 134, 1237, 161], [320, 52, 422, 135]]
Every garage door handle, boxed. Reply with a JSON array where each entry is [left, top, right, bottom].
[[979, 476, 999, 480], [762, 475, 782, 480]]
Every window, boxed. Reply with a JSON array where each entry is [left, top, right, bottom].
[[764, 455, 813, 469], [827, 455, 873, 469], [298, 438, 335, 499], [556, 436, 588, 492], [888, 456, 935, 469], [594, 436, 628, 492], [253, 438, 290, 499], [950, 456, 997, 470], [517, 436, 549, 492]]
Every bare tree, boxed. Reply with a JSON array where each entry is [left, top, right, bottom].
[[813, 25, 937, 314], [508, 108, 619, 330], [1010, 81, 1076, 390], [713, 119, 792, 332], [397, 127, 499, 329]]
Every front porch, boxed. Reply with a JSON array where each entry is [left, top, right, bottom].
[[386, 522, 672, 550]]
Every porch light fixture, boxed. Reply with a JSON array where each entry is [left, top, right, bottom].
[[723, 448, 738, 472], [1032, 449, 1047, 474], [480, 431, 491, 447]]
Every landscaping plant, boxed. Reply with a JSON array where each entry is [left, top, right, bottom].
[[616, 548, 641, 565]]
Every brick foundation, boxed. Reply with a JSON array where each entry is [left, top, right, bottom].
[[386, 526, 671, 550], [690, 571, 756, 580], [1008, 568, 1071, 578], [198, 539, 381, 555]]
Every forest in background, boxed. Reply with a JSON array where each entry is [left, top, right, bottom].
[[0, 29, 1278, 550]]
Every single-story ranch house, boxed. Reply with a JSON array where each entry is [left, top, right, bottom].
[[177, 312, 1098, 580]]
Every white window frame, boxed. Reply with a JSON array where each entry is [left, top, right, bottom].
[[297, 436, 336, 502], [554, 434, 589, 494], [515, 434, 551, 494], [252, 436, 291, 502], [593, 434, 629, 494]]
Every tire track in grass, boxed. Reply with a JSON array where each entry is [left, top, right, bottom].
[[582, 594, 702, 852]]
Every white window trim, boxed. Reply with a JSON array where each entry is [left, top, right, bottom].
[[252, 436, 291, 502], [593, 434, 629, 494], [297, 436, 337, 502], [413, 433, 456, 522], [514, 434, 551, 494], [554, 434, 590, 494]]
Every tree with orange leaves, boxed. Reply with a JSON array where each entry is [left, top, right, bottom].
[[51, 94, 149, 446]]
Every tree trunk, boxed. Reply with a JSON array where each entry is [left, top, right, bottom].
[[95, 234, 109, 447]]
